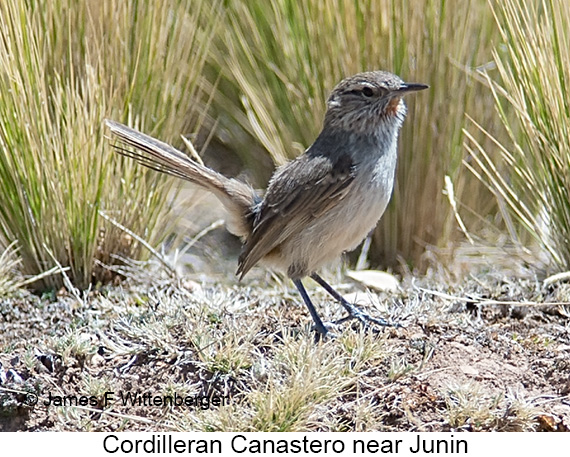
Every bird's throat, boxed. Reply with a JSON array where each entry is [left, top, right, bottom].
[[387, 97, 402, 117]]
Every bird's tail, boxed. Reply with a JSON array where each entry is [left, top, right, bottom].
[[105, 119, 256, 239]]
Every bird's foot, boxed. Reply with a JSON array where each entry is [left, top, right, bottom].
[[310, 321, 344, 341], [312, 321, 330, 340], [309, 273, 399, 330], [336, 300, 400, 328]]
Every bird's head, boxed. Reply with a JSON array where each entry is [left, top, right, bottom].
[[324, 71, 428, 134]]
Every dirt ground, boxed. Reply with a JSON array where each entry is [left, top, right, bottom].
[[1, 264, 569, 432]]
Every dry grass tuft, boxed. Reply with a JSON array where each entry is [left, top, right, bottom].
[[445, 383, 539, 431], [0, 242, 23, 296], [0, 0, 220, 289], [465, 0, 570, 271]]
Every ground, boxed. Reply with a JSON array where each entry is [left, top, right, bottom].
[[1, 262, 569, 432]]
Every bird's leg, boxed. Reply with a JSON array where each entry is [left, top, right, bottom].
[[293, 279, 328, 337], [310, 273, 390, 327]]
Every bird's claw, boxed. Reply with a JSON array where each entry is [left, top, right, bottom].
[[337, 301, 400, 328]]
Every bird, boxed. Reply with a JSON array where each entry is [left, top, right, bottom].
[[105, 70, 428, 337]]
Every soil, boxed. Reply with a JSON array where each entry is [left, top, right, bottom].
[[1, 270, 569, 432]]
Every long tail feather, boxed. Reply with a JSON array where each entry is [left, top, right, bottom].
[[104, 119, 257, 240], [105, 119, 225, 192]]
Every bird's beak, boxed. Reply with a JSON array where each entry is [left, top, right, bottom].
[[398, 83, 429, 94]]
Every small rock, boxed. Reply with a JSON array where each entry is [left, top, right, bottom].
[[460, 365, 479, 377], [6, 369, 23, 384], [346, 270, 400, 292], [182, 278, 201, 292], [36, 352, 55, 373], [90, 353, 106, 368]]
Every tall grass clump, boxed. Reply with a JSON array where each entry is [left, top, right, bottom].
[[211, 0, 502, 270], [0, 242, 23, 296], [465, 0, 570, 271], [0, 0, 220, 289]]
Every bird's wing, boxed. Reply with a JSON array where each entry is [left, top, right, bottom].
[[237, 152, 355, 278]]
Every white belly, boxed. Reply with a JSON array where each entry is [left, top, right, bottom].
[[279, 152, 396, 276]]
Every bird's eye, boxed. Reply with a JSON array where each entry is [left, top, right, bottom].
[[361, 87, 374, 97]]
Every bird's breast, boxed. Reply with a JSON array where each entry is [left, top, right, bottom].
[[277, 145, 398, 277]]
